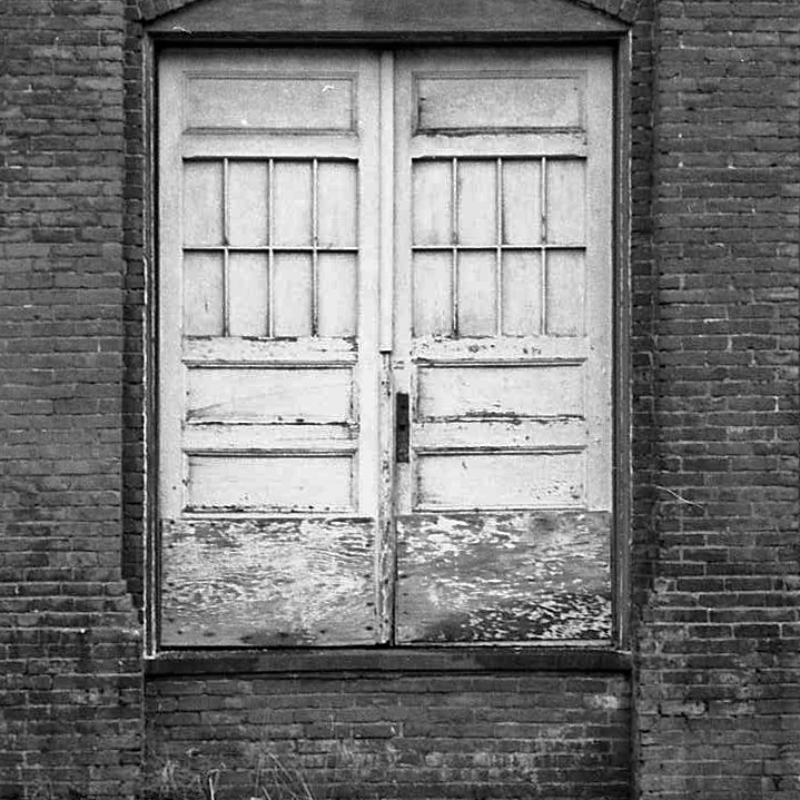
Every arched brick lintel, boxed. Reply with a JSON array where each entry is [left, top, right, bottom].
[[134, 0, 643, 31]]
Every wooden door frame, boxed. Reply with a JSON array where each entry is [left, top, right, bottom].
[[141, 7, 632, 669]]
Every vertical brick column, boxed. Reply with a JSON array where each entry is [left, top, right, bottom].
[[635, 2, 800, 798], [0, 2, 143, 797]]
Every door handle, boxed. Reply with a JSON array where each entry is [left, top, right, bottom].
[[395, 392, 410, 463]]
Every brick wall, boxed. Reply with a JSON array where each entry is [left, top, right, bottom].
[[146, 672, 631, 799], [135, 1, 651, 797], [634, 1, 800, 798], [0, 2, 142, 797], [2, 0, 800, 798]]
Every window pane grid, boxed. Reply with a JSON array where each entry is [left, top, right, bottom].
[[182, 157, 358, 338], [412, 155, 586, 337]]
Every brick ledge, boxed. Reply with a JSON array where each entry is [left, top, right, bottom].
[[145, 646, 632, 675]]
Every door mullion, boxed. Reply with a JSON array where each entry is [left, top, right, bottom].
[[496, 156, 503, 337], [377, 50, 397, 644], [311, 158, 319, 336], [267, 158, 275, 338], [379, 51, 395, 354], [451, 157, 459, 337]]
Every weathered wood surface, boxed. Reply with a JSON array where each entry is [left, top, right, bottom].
[[417, 363, 584, 419], [184, 75, 354, 132], [186, 366, 353, 424], [185, 453, 354, 513], [182, 336, 357, 365], [411, 335, 588, 364], [415, 450, 585, 509], [414, 418, 584, 450], [396, 511, 611, 642], [161, 518, 377, 646], [416, 75, 584, 133]]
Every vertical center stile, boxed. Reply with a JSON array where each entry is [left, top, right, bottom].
[[540, 156, 548, 336], [495, 157, 504, 337], [378, 49, 396, 644], [379, 51, 395, 353], [311, 157, 320, 336], [451, 157, 459, 337], [222, 157, 230, 337], [267, 158, 275, 338]]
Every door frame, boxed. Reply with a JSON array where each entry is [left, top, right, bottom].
[[141, 8, 632, 666]]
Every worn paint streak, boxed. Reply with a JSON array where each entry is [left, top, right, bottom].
[[378, 354, 396, 642], [412, 335, 588, 362], [161, 518, 376, 647], [396, 510, 611, 642], [182, 335, 357, 365]]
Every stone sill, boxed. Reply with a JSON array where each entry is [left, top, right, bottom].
[[145, 646, 632, 676]]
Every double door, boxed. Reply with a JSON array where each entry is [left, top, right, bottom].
[[158, 47, 614, 647]]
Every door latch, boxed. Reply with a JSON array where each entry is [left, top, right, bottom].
[[395, 392, 410, 463]]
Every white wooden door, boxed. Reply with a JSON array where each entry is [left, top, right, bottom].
[[157, 47, 614, 648], [158, 49, 382, 646], [393, 48, 614, 643]]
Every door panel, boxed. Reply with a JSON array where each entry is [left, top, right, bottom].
[[414, 74, 586, 133], [396, 511, 611, 643], [161, 518, 376, 647], [158, 49, 381, 647], [394, 48, 613, 643], [183, 74, 356, 132]]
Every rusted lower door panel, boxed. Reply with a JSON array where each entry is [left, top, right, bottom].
[[396, 511, 610, 643], [161, 518, 377, 647]]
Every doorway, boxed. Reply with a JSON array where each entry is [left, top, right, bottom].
[[156, 47, 614, 647]]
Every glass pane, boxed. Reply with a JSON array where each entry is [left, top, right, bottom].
[[183, 161, 223, 246], [414, 251, 452, 337], [274, 161, 312, 246], [228, 161, 268, 247], [273, 253, 312, 336], [413, 160, 452, 246], [547, 160, 586, 245], [546, 250, 585, 336], [317, 161, 357, 248], [229, 253, 269, 337], [457, 160, 496, 246], [318, 253, 357, 337], [502, 250, 542, 336], [458, 251, 496, 336], [502, 160, 541, 246], [183, 251, 223, 336]]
